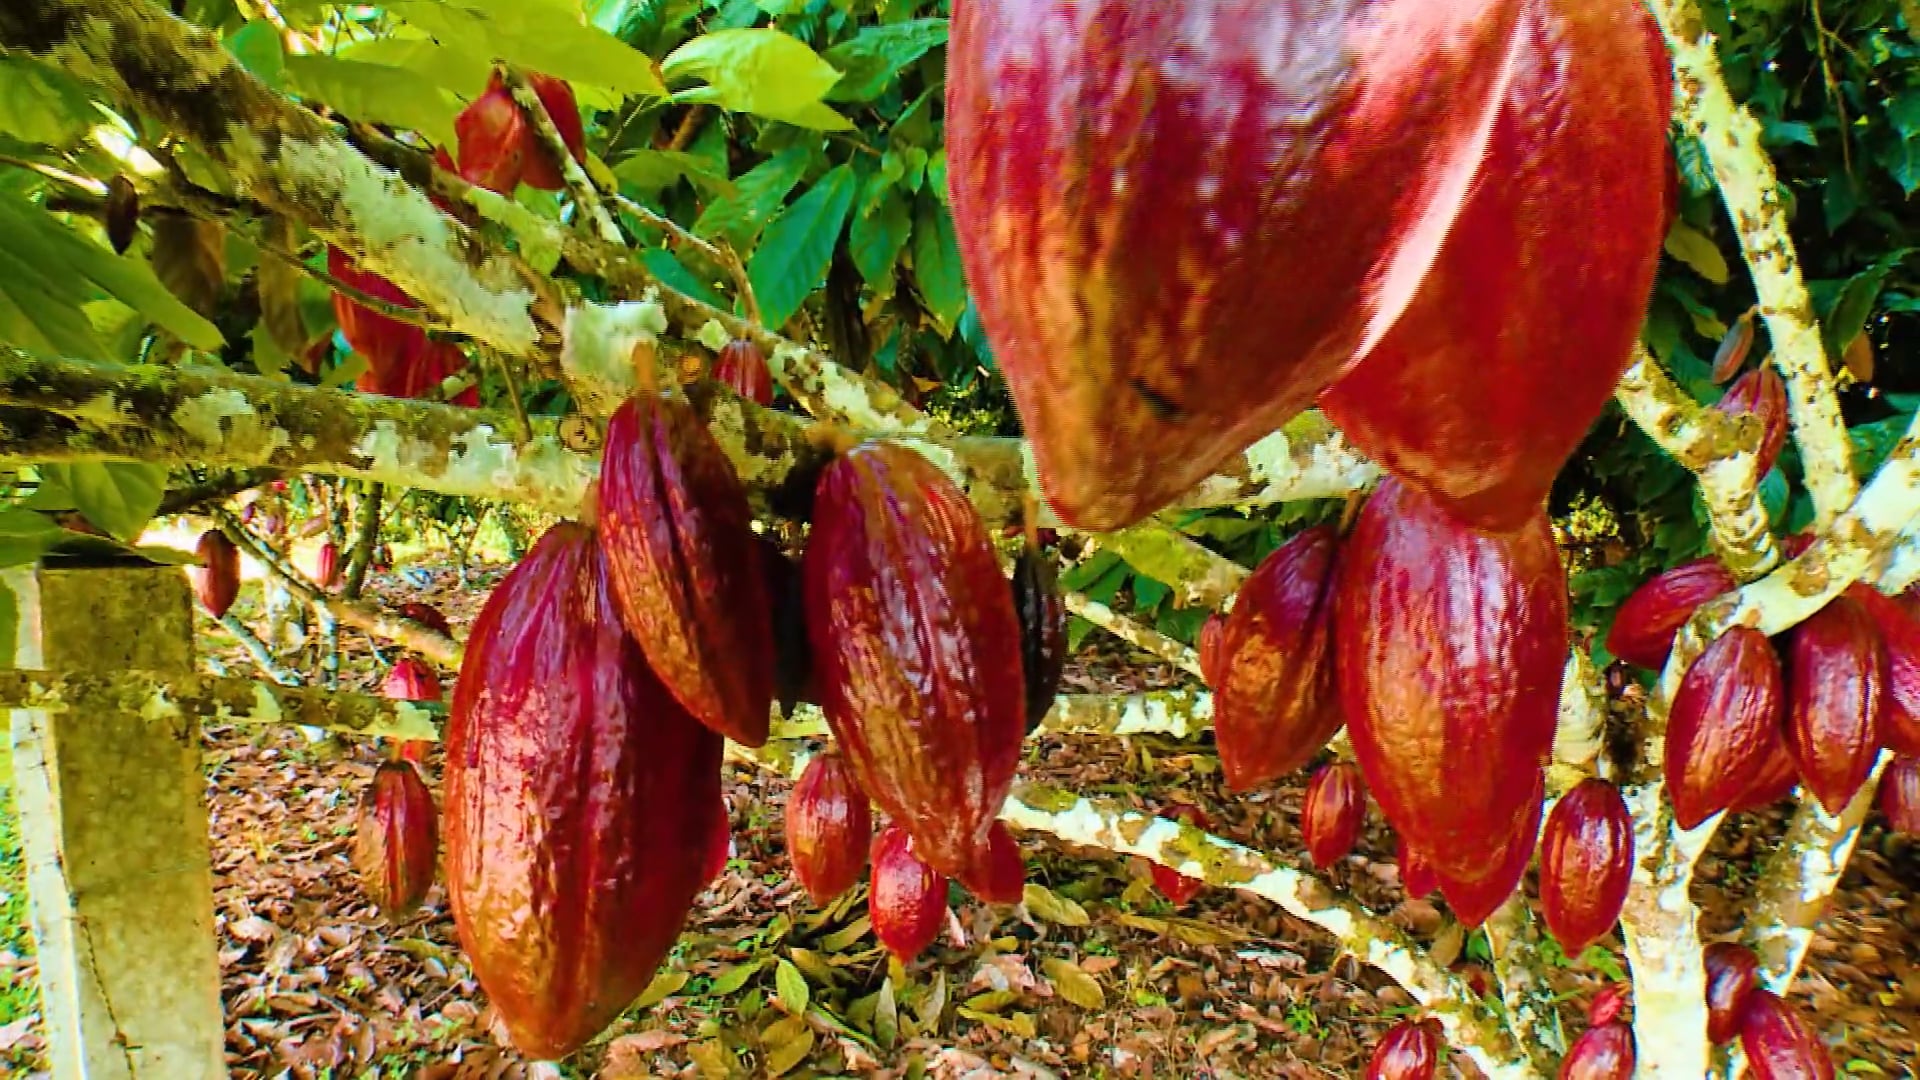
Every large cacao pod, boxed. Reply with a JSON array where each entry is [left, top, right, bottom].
[[516, 72, 587, 192], [1738, 990, 1835, 1080], [1215, 525, 1343, 790], [1729, 734, 1801, 814], [1319, 0, 1670, 534], [1605, 558, 1738, 670], [870, 823, 948, 962], [1558, 1023, 1634, 1080], [757, 536, 816, 715], [453, 77, 528, 194], [959, 820, 1026, 904], [1334, 477, 1566, 888], [1366, 1019, 1440, 1080], [1301, 762, 1365, 870], [714, 338, 774, 407], [946, 1, 1535, 531], [1665, 626, 1785, 829], [1012, 546, 1067, 734], [1150, 803, 1209, 906], [190, 529, 240, 619], [600, 393, 776, 748], [1783, 595, 1886, 814], [1198, 613, 1227, 688], [786, 751, 873, 906], [1880, 755, 1920, 834], [1705, 941, 1760, 1045], [1715, 366, 1789, 477], [353, 760, 437, 917], [1539, 778, 1633, 955], [804, 441, 1025, 879], [1431, 773, 1543, 928], [445, 523, 723, 1060], [384, 656, 441, 702], [1849, 586, 1920, 755], [1397, 837, 1437, 899], [327, 245, 420, 371]]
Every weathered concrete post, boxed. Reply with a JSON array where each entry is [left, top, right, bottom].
[[4, 558, 226, 1078]]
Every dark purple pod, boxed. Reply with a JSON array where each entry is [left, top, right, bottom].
[[1665, 626, 1784, 829], [1605, 558, 1737, 670], [1783, 595, 1886, 815], [1365, 1019, 1440, 1080], [1704, 941, 1760, 1046], [1738, 990, 1835, 1080], [1539, 778, 1633, 955], [1558, 1022, 1634, 1080]]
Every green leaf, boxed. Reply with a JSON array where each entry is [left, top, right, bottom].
[[337, 33, 493, 98], [0, 508, 68, 569], [613, 149, 735, 195], [390, 0, 666, 97], [663, 28, 850, 129], [49, 462, 166, 543], [748, 164, 857, 332], [693, 145, 813, 248], [850, 186, 913, 286], [1022, 883, 1090, 927], [283, 55, 462, 153], [822, 19, 948, 102], [774, 958, 810, 1015], [1663, 221, 1729, 284], [911, 194, 966, 335], [0, 57, 98, 147], [1820, 249, 1914, 359], [873, 978, 900, 1050], [632, 969, 690, 1010], [227, 19, 288, 92], [705, 957, 767, 997], [641, 247, 730, 310]]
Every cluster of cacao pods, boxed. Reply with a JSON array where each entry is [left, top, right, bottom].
[[1703, 943, 1835, 1075]]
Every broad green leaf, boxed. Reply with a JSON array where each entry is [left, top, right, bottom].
[[641, 247, 730, 311], [762, 1019, 813, 1077], [850, 186, 912, 285], [1821, 249, 1914, 359], [337, 34, 493, 98], [1663, 221, 1729, 284], [49, 462, 166, 543], [693, 145, 812, 247], [705, 956, 766, 996], [0, 58, 98, 147], [0, 242, 113, 361], [0, 508, 69, 569], [911, 194, 966, 335], [663, 28, 851, 129], [748, 164, 857, 332], [613, 149, 735, 195], [283, 55, 461, 153], [817, 915, 872, 953], [389, 0, 666, 97], [823, 19, 948, 102], [228, 19, 287, 91], [774, 958, 810, 1015]]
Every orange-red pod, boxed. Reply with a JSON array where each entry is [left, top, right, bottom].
[[517, 72, 587, 191], [1150, 803, 1209, 906], [327, 245, 421, 372], [1849, 586, 1920, 756], [1431, 774, 1543, 928], [1712, 312, 1757, 384], [454, 78, 528, 194], [1214, 525, 1343, 791], [804, 441, 1026, 880], [714, 338, 774, 407], [1605, 558, 1737, 670], [1559, 1023, 1634, 1080], [785, 751, 872, 906], [959, 820, 1026, 904], [1664, 626, 1784, 828], [1705, 941, 1761, 1045], [354, 760, 437, 917], [1783, 594, 1886, 814], [314, 541, 341, 590], [1320, 0, 1671, 534], [1539, 778, 1633, 955], [1738, 990, 1835, 1080], [1334, 477, 1567, 890], [384, 656, 442, 702], [1198, 612, 1227, 688], [1587, 985, 1628, 1027], [870, 823, 948, 962], [599, 393, 775, 748], [1301, 762, 1366, 870], [444, 523, 723, 1060], [1366, 1019, 1440, 1080], [398, 601, 452, 638], [1880, 755, 1920, 834], [1715, 366, 1789, 477], [1398, 837, 1438, 899], [190, 529, 240, 619]]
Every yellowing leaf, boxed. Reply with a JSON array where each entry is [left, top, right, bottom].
[[961, 989, 1019, 1014], [774, 958, 810, 1015], [705, 957, 766, 997], [1664, 221, 1730, 284], [1022, 884, 1089, 927], [763, 1023, 814, 1077], [1042, 957, 1105, 1010], [687, 1039, 735, 1080], [663, 28, 850, 129], [633, 970, 690, 1011]]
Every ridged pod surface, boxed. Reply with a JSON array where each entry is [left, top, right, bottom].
[[1849, 586, 1920, 755], [1397, 837, 1437, 899], [1431, 773, 1543, 928], [1150, 804, 1209, 906], [191, 529, 240, 618], [384, 657, 441, 702], [354, 761, 437, 917], [804, 441, 1025, 880], [1605, 558, 1737, 670], [1729, 735, 1800, 814], [1783, 595, 1886, 814], [947, 0, 1533, 530], [1198, 613, 1227, 688], [314, 542, 340, 590], [1739, 990, 1835, 1080], [445, 523, 723, 1060], [1715, 366, 1790, 477], [600, 393, 775, 747], [1366, 1019, 1440, 1080], [1334, 478, 1567, 889], [1301, 762, 1366, 870], [1320, 0, 1669, 533], [870, 824, 948, 962], [785, 751, 873, 906], [1880, 756, 1920, 834], [714, 338, 774, 406], [1539, 778, 1633, 955], [1558, 1023, 1634, 1080], [1664, 626, 1784, 828], [1013, 546, 1067, 733], [1215, 525, 1342, 790], [959, 821, 1026, 904], [1705, 941, 1760, 1045]]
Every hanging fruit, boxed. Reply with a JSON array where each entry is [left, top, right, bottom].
[[397, 601, 452, 638], [1737, 990, 1836, 1080], [190, 529, 240, 619], [313, 541, 341, 590], [1704, 941, 1761, 1045], [1587, 985, 1628, 1027], [1880, 755, 1920, 834], [1198, 612, 1227, 688], [515, 72, 587, 191], [785, 751, 873, 906], [1848, 586, 1920, 755], [1365, 1019, 1440, 1080], [1149, 803, 1210, 906], [1397, 837, 1438, 900], [870, 823, 949, 962], [1214, 525, 1343, 791], [353, 760, 437, 917], [1715, 367, 1790, 476], [1729, 736, 1801, 814], [1301, 762, 1366, 870], [704, 799, 733, 887], [1782, 594, 1886, 814], [804, 440, 1025, 881], [714, 338, 774, 407], [1558, 1023, 1634, 1080], [958, 820, 1026, 905], [453, 75, 528, 194], [1664, 626, 1785, 829], [599, 392, 776, 747], [1606, 558, 1738, 670], [383, 656, 441, 702], [1538, 779, 1633, 955], [443, 523, 723, 1060], [1428, 774, 1544, 928], [1711, 310, 1758, 384]]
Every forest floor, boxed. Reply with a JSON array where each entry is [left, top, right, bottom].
[[2, 560, 1918, 1078]]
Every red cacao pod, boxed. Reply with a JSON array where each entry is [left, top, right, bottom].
[[1431, 773, 1543, 928], [1712, 311, 1757, 385], [714, 338, 774, 407], [1539, 778, 1633, 955], [756, 536, 816, 716], [1783, 594, 1886, 814], [1848, 586, 1920, 755], [1665, 626, 1785, 829], [444, 523, 723, 1060], [354, 760, 437, 917], [600, 393, 776, 747], [384, 656, 442, 702], [313, 541, 340, 590], [870, 823, 948, 962], [1605, 558, 1737, 671], [947, 1, 1534, 531], [398, 601, 452, 638], [327, 245, 420, 370], [517, 72, 587, 192], [190, 529, 240, 619], [1366, 1019, 1440, 1080], [1013, 546, 1067, 734], [804, 441, 1025, 879], [1715, 366, 1789, 477], [1729, 734, 1800, 814], [361, 336, 477, 405], [1334, 477, 1566, 889], [454, 78, 528, 194], [1198, 613, 1227, 688], [959, 820, 1026, 905], [1587, 985, 1628, 1027], [1704, 940, 1761, 1045], [399, 740, 430, 766], [1397, 837, 1437, 899], [1215, 525, 1343, 790], [1150, 804, 1209, 906], [1880, 755, 1920, 834], [786, 751, 873, 906], [1558, 1022, 1634, 1080], [1301, 762, 1365, 870], [1738, 990, 1835, 1080], [705, 800, 732, 887], [1320, 0, 1670, 534]]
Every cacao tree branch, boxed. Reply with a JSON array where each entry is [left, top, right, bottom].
[[498, 66, 621, 247], [211, 612, 300, 687], [1647, 0, 1858, 527], [1094, 526, 1249, 611], [157, 467, 282, 516], [341, 481, 383, 600], [1062, 594, 1202, 678], [1483, 899, 1564, 1069], [0, 668, 441, 741]]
